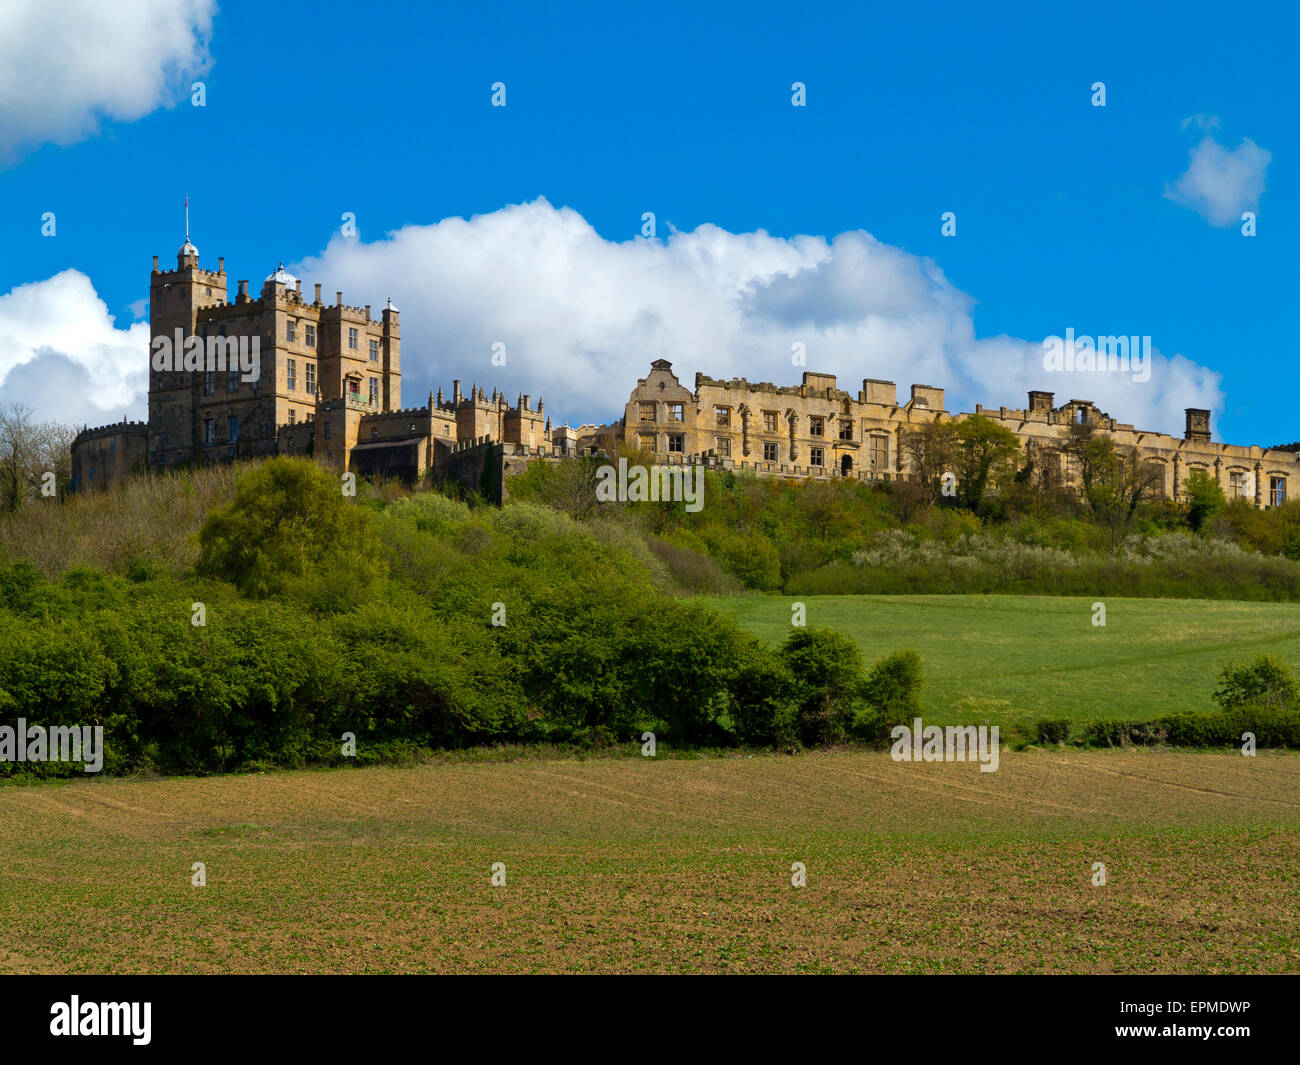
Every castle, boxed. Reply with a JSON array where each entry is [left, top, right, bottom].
[[70, 235, 1296, 510], [619, 362, 1296, 508], [70, 236, 592, 497]]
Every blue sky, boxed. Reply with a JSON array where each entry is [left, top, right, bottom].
[[0, 0, 1294, 443]]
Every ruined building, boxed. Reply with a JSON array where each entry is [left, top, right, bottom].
[[616, 360, 1295, 508], [70, 237, 1296, 510]]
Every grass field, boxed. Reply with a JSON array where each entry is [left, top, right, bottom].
[[2, 750, 1298, 974], [711, 594, 1300, 727]]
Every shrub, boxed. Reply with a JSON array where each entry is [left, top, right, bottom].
[[1034, 718, 1072, 745], [197, 457, 383, 599], [727, 643, 798, 747], [779, 627, 867, 746], [643, 537, 742, 596], [857, 650, 924, 737], [1213, 654, 1299, 712]]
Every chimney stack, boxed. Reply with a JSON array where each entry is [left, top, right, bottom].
[[152, 255, 159, 272], [218, 256, 225, 273], [314, 283, 322, 304]]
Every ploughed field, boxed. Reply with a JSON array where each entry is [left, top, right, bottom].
[[712, 594, 1300, 726], [1, 750, 1297, 974]]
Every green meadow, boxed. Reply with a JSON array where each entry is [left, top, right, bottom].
[[711, 594, 1300, 729]]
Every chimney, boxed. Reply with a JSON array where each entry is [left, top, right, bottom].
[[1184, 408, 1211, 442], [296, 279, 302, 297], [365, 304, 370, 320], [152, 255, 159, 272], [314, 283, 322, 304], [453, 379, 461, 403], [218, 256, 225, 273], [237, 279, 249, 301], [523, 394, 530, 410], [336, 290, 342, 306]]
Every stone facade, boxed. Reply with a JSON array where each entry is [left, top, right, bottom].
[[71, 238, 576, 491], [617, 360, 1296, 508], [67, 237, 1296, 511], [68, 420, 148, 493]]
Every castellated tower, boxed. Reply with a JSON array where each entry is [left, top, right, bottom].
[[147, 238, 228, 467], [76, 226, 551, 493], [143, 234, 403, 473]]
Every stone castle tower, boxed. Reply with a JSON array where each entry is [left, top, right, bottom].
[[69, 229, 565, 494], [144, 234, 401, 470]]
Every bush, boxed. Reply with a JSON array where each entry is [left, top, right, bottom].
[[1213, 654, 1299, 712], [1081, 708, 1300, 749], [1034, 718, 1072, 745], [857, 650, 924, 737], [1084, 719, 1167, 747], [727, 643, 798, 747], [197, 457, 383, 599], [779, 627, 868, 746]]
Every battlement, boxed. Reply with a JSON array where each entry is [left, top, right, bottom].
[[694, 372, 848, 400], [74, 419, 148, 444], [152, 265, 226, 283]]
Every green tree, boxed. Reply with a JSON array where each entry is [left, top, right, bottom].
[[779, 626, 867, 746], [1182, 468, 1227, 533], [902, 420, 958, 504], [1063, 425, 1164, 549], [1213, 654, 1299, 712], [858, 649, 924, 733], [952, 415, 1021, 513], [197, 457, 383, 598]]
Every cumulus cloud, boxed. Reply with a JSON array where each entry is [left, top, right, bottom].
[[0, 201, 1223, 440], [0, 270, 148, 426], [0, 0, 214, 163], [296, 199, 1221, 436], [1165, 127, 1271, 227]]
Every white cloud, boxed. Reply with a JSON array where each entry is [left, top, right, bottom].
[[0, 200, 1224, 441], [0, 270, 149, 426], [296, 199, 1221, 437], [0, 0, 214, 163], [1165, 130, 1271, 227]]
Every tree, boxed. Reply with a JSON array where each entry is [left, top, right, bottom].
[[779, 626, 867, 746], [951, 415, 1021, 512], [901, 420, 957, 504], [1182, 468, 1226, 533], [197, 457, 383, 598], [858, 649, 923, 734], [1062, 424, 1163, 549], [0, 404, 77, 510], [1061, 422, 1112, 504], [1213, 655, 1298, 712]]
